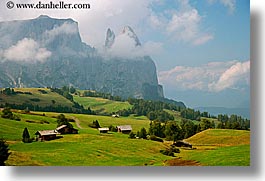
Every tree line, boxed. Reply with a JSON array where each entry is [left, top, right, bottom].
[[0, 87, 94, 114], [180, 108, 216, 120], [217, 114, 250, 130], [0, 102, 92, 114], [148, 119, 214, 141], [81, 90, 123, 101], [116, 98, 178, 122]]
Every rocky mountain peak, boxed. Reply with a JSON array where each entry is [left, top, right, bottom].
[[105, 28, 115, 48], [0, 16, 168, 101], [121, 26, 141, 46], [37, 15, 51, 19]]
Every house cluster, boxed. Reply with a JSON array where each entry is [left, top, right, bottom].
[[98, 125, 132, 134], [35, 125, 78, 141]]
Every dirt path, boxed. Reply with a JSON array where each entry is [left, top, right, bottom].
[[70, 116, 82, 129], [165, 158, 201, 166]]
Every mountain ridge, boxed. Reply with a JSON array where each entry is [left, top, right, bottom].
[[0, 15, 184, 107]]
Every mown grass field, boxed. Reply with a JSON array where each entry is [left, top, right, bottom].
[[1, 112, 171, 166], [1, 111, 251, 166], [0, 88, 250, 166], [73, 95, 132, 114], [171, 129, 251, 166], [0, 88, 74, 107], [68, 114, 150, 132]]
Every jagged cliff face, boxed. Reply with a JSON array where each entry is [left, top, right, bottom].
[[0, 15, 164, 99]]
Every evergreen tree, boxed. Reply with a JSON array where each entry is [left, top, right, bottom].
[[89, 120, 101, 128], [22, 128, 31, 143], [0, 139, 11, 166], [136, 131, 140, 138], [139, 128, 147, 139], [57, 114, 73, 128], [128, 132, 136, 139]]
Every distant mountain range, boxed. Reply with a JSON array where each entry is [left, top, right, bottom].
[[0, 15, 187, 107], [195, 107, 250, 119]]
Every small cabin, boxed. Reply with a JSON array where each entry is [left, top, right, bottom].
[[174, 140, 192, 149], [112, 114, 120, 118], [117, 125, 132, 134], [56, 125, 78, 134], [98, 128, 109, 133], [35, 130, 59, 141]]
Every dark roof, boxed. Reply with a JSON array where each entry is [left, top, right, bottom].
[[35, 130, 59, 136]]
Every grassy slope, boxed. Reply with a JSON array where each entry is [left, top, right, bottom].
[[0, 88, 74, 107], [0, 115, 57, 141], [69, 114, 150, 132], [73, 95, 132, 114], [175, 129, 250, 166], [1, 112, 169, 166]]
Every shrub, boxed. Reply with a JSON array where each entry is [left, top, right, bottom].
[[128, 132, 136, 139], [1, 107, 20, 121], [138, 127, 147, 139], [109, 125, 118, 132], [57, 114, 73, 129], [160, 146, 180, 157], [160, 149, 174, 157], [149, 135, 163, 142], [29, 98, 40, 102], [170, 145, 180, 153], [0, 139, 11, 166], [89, 120, 101, 128]]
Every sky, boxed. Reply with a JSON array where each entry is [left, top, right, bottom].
[[0, 0, 250, 108]]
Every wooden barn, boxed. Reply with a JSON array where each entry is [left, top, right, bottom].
[[98, 128, 109, 133], [35, 130, 59, 141], [117, 125, 132, 134], [173, 140, 192, 148], [56, 125, 78, 134]]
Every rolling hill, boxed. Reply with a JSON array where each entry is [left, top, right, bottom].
[[1, 111, 170, 166], [73, 95, 132, 115], [0, 88, 250, 166], [169, 129, 251, 166], [0, 88, 74, 108]]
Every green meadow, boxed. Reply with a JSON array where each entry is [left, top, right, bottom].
[[1, 113, 169, 166], [174, 129, 251, 166], [0, 88, 74, 107], [1, 112, 250, 166], [73, 95, 132, 114], [0, 88, 250, 166]]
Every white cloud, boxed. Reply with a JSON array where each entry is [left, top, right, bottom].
[[3, 38, 51, 62], [209, 61, 250, 92], [0, 0, 213, 48], [43, 22, 78, 44], [149, 0, 213, 45], [0, 0, 154, 48], [159, 60, 250, 92], [208, 0, 236, 13], [107, 33, 140, 58], [193, 34, 214, 45], [220, 0, 236, 13], [166, 9, 201, 42], [105, 32, 163, 58]]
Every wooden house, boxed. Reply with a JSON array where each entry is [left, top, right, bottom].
[[56, 125, 78, 134], [35, 130, 59, 141], [98, 127, 109, 133], [117, 125, 132, 134]]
